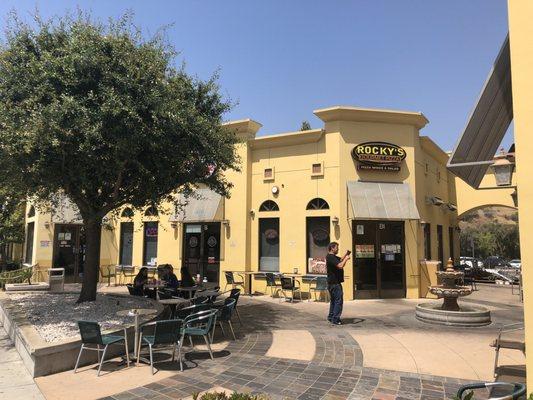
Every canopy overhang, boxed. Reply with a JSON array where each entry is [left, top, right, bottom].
[[170, 188, 224, 223], [447, 35, 513, 189], [347, 181, 420, 220]]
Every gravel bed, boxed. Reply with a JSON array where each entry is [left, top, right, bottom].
[[7, 292, 159, 342]]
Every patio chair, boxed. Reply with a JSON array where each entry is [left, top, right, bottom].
[[121, 266, 136, 284], [212, 298, 237, 340], [99, 265, 117, 287], [309, 276, 329, 302], [224, 271, 245, 292], [74, 321, 130, 376], [228, 288, 243, 325], [182, 309, 218, 360], [174, 303, 212, 320], [490, 323, 525, 377], [137, 319, 184, 374], [265, 273, 282, 297], [456, 382, 526, 399], [279, 277, 302, 302], [126, 283, 144, 296]]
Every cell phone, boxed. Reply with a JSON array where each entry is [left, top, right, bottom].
[[346, 250, 351, 256]]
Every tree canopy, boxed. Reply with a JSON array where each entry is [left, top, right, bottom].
[[0, 13, 240, 301]]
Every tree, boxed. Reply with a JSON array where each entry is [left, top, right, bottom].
[[0, 13, 240, 302], [0, 187, 25, 263], [300, 121, 311, 131]]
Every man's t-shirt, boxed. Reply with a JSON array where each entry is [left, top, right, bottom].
[[326, 253, 344, 285]]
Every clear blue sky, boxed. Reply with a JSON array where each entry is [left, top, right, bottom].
[[0, 1, 511, 151]]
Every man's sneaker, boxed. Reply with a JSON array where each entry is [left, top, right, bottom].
[[327, 318, 332, 323], [331, 320, 342, 326]]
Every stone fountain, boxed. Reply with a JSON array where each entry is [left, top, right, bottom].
[[416, 258, 491, 326]]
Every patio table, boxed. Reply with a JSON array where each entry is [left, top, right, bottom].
[[116, 308, 157, 363], [232, 271, 263, 295], [158, 297, 190, 318], [145, 282, 167, 300]]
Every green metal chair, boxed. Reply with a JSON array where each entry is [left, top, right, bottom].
[[279, 277, 302, 302], [137, 319, 184, 375], [265, 273, 282, 297], [212, 298, 237, 340], [309, 276, 329, 302], [75, 321, 130, 376], [182, 309, 218, 360]]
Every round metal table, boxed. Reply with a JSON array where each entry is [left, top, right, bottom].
[[116, 308, 157, 362]]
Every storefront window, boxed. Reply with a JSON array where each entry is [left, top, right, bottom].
[[448, 226, 455, 262], [119, 222, 134, 265], [143, 222, 158, 265], [423, 223, 431, 260], [25, 222, 34, 264], [259, 218, 279, 272], [306, 217, 330, 274]]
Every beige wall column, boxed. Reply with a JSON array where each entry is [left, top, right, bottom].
[[508, 0, 533, 388], [220, 120, 261, 287]]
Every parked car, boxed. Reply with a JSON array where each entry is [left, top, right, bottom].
[[459, 257, 482, 269], [483, 256, 509, 269], [508, 259, 521, 269]]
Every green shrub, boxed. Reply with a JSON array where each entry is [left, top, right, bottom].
[[192, 392, 269, 400]]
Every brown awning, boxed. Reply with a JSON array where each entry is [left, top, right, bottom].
[[447, 35, 513, 188]]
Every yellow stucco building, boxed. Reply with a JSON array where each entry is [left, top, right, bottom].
[[24, 106, 459, 301]]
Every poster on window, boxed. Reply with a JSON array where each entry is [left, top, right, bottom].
[[145, 226, 158, 237], [308, 257, 326, 274], [355, 244, 374, 258]]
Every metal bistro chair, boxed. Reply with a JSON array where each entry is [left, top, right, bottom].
[[121, 265, 136, 284], [265, 272, 282, 297], [309, 276, 329, 302], [279, 277, 302, 302], [212, 298, 237, 341], [74, 321, 130, 376], [99, 265, 117, 286], [456, 382, 526, 400], [182, 309, 218, 360], [224, 271, 245, 292], [137, 319, 184, 374], [229, 288, 243, 326], [490, 323, 525, 377]]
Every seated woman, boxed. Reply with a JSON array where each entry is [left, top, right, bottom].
[[179, 266, 195, 298], [133, 267, 148, 296], [165, 265, 179, 289]]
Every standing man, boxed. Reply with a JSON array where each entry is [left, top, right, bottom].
[[326, 242, 350, 325]]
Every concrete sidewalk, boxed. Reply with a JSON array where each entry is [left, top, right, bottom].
[[0, 321, 44, 399]]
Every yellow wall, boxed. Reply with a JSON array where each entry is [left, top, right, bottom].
[[455, 170, 516, 217], [508, 0, 533, 388], [27, 107, 458, 301]]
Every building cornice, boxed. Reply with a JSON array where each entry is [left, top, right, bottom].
[[250, 129, 324, 149], [313, 106, 429, 129], [223, 119, 262, 140], [420, 136, 449, 164]]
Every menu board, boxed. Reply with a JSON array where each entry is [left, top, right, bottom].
[[355, 244, 374, 258]]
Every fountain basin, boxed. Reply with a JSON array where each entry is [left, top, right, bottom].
[[416, 302, 491, 327], [428, 285, 472, 298]]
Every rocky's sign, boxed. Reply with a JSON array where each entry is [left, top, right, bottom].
[[352, 142, 406, 171]]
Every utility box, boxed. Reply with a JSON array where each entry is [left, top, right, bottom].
[[48, 268, 65, 293], [419, 260, 439, 298]]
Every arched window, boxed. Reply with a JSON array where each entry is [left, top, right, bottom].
[[259, 200, 279, 212], [27, 206, 36, 218], [306, 198, 329, 210], [144, 206, 158, 217], [121, 207, 134, 218]]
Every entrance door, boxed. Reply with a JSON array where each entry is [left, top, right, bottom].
[[353, 220, 405, 299], [53, 224, 85, 283], [119, 222, 134, 265], [182, 223, 221, 283]]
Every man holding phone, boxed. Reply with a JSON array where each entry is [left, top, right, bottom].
[[326, 242, 350, 325]]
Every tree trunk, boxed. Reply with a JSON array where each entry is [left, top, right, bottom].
[[77, 217, 102, 303]]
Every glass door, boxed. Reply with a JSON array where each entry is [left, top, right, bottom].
[[259, 218, 280, 272], [119, 222, 134, 265], [53, 224, 84, 283], [182, 223, 221, 283], [354, 220, 405, 299]]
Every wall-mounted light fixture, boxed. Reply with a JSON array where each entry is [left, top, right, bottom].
[[250, 210, 255, 217], [171, 221, 178, 229], [511, 188, 518, 207], [222, 220, 230, 227], [491, 149, 515, 186], [44, 221, 51, 229], [446, 203, 458, 212], [332, 216, 339, 225], [426, 196, 444, 206]]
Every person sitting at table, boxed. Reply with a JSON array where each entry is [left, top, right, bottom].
[[179, 266, 195, 298], [165, 265, 179, 289], [133, 267, 149, 296]]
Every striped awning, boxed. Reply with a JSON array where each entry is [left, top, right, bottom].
[[347, 181, 420, 220], [170, 188, 224, 222], [447, 35, 513, 188]]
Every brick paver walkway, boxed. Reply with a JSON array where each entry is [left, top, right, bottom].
[[102, 299, 490, 400]]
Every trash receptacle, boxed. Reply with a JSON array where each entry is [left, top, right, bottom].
[[48, 268, 65, 293]]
